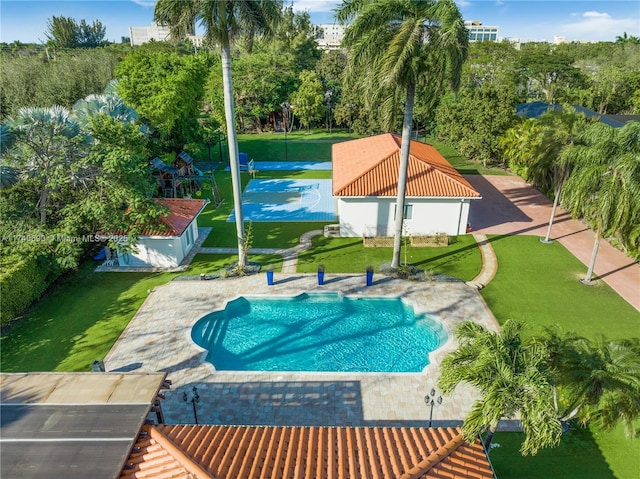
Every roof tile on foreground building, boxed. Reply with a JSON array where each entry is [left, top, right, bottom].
[[332, 134, 480, 199], [143, 198, 208, 237], [120, 424, 494, 479]]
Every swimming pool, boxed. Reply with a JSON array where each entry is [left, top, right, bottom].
[[191, 292, 447, 373]]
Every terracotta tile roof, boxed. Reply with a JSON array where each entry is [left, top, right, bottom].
[[332, 134, 480, 199], [142, 199, 208, 237], [120, 425, 494, 479]]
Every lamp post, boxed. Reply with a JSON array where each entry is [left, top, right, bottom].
[[424, 388, 443, 427], [183, 386, 200, 425], [280, 102, 292, 162]]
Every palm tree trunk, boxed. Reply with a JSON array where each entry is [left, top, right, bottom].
[[583, 230, 600, 283], [483, 424, 497, 451], [391, 83, 415, 269], [542, 179, 564, 243], [221, 43, 246, 267], [39, 187, 48, 224]]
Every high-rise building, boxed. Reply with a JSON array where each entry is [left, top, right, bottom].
[[128, 23, 199, 46], [464, 20, 499, 42], [314, 23, 346, 50]]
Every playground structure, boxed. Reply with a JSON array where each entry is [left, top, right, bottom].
[[151, 151, 223, 207]]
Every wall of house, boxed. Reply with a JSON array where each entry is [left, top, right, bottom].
[[337, 197, 473, 237], [115, 218, 202, 268], [119, 237, 182, 267]]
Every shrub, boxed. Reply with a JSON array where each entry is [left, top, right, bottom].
[[0, 254, 55, 325]]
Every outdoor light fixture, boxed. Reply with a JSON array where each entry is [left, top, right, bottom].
[[424, 387, 443, 427], [183, 386, 200, 425]]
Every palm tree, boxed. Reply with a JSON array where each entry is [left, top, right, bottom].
[[154, 0, 281, 268], [560, 121, 640, 282], [544, 329, 640, 437], [4, 106, 88, 224], [336, 0, 468, 269], [438, 320, 562, 455]]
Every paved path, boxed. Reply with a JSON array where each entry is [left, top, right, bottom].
[[466, 175, 640, 311], [466, 234, 498, 290]]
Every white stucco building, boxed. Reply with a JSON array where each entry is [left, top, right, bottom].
[[332, 134, 481, 238], [112, 198, 208, 268]]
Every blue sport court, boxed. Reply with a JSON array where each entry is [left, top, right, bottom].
[[227, 179, 336, 222]]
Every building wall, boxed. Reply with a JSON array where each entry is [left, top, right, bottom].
[[337, 197, 473, 237], [118, 220, 200, 267], [464, 20, 499, 42], [314, 23, 346, 50], [129, 24, 171, 46]]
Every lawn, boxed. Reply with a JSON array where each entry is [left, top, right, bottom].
[[480, 235, 640, 479], [237, 130, 356, 162], [481, 235, 640, 340], [297, 234, 482, 281], [0, 253, 280, 373], [424, 136, 511, 176], [491, 423, 640, 479]]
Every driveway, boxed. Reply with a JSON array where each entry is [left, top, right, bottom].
[[465, 175, 640, 312]]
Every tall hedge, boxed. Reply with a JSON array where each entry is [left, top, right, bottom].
[[0, 254, 52, 325]]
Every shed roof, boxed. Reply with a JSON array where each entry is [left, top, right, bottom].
[[120, 424, 494, 479], [141, 198, 208, 237], [332, 134, 480, 199]]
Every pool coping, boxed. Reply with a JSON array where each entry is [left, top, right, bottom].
[[105, 274, 499, 426]]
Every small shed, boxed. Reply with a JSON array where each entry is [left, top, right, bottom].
[[112, 198, 208, 268], [332, 134, 481, 237]]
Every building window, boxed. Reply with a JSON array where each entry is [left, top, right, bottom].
[[394, 203, 413, 220]]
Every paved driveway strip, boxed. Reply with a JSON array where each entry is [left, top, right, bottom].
[[466, 175, 640, 312], [104, 275, 498, 426]]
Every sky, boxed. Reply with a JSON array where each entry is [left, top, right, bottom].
[[0, 0, 638, 44]]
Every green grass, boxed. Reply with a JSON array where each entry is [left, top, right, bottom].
[[481, 235, 640, 479], [424, 136, 511, 176], [0, 253, 288, 373], [491, 424, 640, 479], [297, 234, 482, 281], [237, 130, 356, 162], [480, 235, 640, 340]]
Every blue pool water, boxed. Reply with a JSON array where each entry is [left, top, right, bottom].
[[191, 292, 447, 373]]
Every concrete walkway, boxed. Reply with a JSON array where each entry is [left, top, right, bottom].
[[466, 175, 640, 312], [466, 234, 498, 290]]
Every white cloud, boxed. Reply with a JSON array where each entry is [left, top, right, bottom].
[[582, 11, 610, 19], [560, 10, 638, 41], [130, 0, 156, 8], [456, 0, 473, 8]]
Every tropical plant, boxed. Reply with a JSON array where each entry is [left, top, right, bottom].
[[2, 106, 89, 224], [544, 328, 640, 438], [336, 0, 468, 268], [438, 320, 562, 455], [561, 121, 640, 281], [154, 0, 282, 268]]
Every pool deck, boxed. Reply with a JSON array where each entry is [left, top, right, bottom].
[[105, 274, 499, 427]]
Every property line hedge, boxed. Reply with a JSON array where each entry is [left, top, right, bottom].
[[0, 254, 53, 325]]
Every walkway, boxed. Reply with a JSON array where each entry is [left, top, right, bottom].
[[466, 175, 640, 311], [466, 234, 498, 290]]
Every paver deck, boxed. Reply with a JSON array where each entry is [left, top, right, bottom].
[[105, 275, 498, 427]]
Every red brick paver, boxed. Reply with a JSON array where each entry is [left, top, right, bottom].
[[465, 175, 640, 312]]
